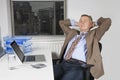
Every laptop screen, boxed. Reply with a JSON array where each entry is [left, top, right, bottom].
[[10, 40, 24, 62]]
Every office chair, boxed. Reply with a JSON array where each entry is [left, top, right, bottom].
[[53, 42, 102, 80]]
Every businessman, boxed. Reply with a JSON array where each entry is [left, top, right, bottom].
[[53, 14, 111, 80]]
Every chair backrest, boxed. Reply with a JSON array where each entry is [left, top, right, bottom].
[[98, 42, 102, 52]]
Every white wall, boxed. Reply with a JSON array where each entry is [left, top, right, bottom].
[[0, 0, 12, 45], [67, 0, 120, 80], [0, 0, 120, 80]]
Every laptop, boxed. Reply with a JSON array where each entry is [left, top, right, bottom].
[[10, 40, 46, 63]]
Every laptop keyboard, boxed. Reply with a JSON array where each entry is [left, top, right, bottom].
[[26, 56, 35, 61]]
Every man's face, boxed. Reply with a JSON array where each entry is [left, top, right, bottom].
[[78, 16, 93, 32]]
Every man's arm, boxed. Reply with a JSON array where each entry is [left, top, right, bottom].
[[59, 19, 73, 34], [95, 17, 112, 41]]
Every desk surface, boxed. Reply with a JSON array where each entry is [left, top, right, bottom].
[[0, 49, 54, 80]]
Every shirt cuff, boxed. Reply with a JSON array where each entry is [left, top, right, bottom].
[[70, 19, 76, 26]]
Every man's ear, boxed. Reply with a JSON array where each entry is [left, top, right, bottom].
[[89, 22, 95, 30], [90, 22, 98, 30], [89, 22, 94, 28]]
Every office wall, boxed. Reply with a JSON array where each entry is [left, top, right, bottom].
[[0, 0, 12, 44], [0, 0, 120, 80]]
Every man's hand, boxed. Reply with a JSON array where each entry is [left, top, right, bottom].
[[70, 19, 78, 26], [93, 21, 98, 27], [75, 22, 79, 26]]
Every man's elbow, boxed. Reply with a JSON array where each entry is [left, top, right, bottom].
[[106, 18, 112, 27], [59, 19, 71, 26]]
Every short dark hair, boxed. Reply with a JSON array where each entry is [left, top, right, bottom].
[[81, 14, 93, 21]]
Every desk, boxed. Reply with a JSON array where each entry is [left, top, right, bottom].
[[0, 49, 54, 80]]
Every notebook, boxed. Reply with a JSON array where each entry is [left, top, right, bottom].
[[10, 40, 46, 63]]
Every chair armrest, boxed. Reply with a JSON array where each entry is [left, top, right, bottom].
[[81, 64, 94, 80], [81, 63, 94, 69], [53, 59, 94, 69], [52, 59, 61, 65]]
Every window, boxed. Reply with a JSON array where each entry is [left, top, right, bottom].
[[11, 0, 66, 35]]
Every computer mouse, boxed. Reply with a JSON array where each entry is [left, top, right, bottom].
[[31, 64, 46, 69]]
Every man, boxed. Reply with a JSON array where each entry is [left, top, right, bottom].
[[53, 14, 111, 80]]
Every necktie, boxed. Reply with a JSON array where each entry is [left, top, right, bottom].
[[65, 33, 85, 60]]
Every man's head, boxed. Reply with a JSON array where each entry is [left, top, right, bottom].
[[77, 14, 94, 32]]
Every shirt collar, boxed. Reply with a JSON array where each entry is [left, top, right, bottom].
[[80, 32, 88, 35]]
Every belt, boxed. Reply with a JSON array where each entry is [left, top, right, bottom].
[[65, 58, 86, 65]]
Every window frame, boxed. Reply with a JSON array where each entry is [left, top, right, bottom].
[[10, 0, 67, 36]]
